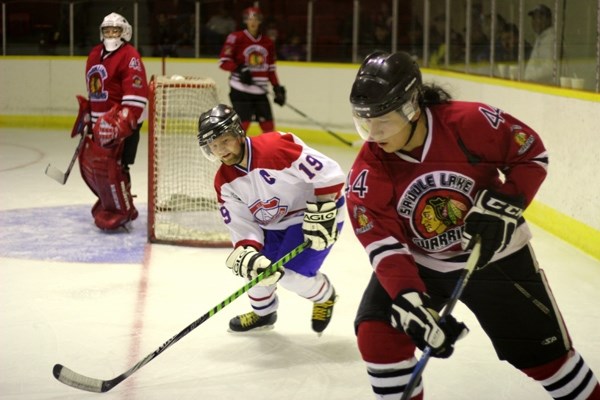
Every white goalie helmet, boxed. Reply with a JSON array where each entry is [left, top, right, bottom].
[[99, 12, 132, 51]]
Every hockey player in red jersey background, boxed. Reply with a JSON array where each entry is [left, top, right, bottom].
[[197, 104, 342, 334], [76, 12, 148, 231], [218, 7, 286, 133], [345, 51, 600, 399]]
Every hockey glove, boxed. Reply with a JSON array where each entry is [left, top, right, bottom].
[[226, 246, 282, 286], [391, 291, 468, 359], [303, 201, 338, 251], [273, 85, 286, 106], [93, 105, 137, 148], [461, 189, 524, 268], [71, 95, 92, 137], [236, 64, 253, 85]]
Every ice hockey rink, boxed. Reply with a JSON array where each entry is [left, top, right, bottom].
[[1, 127, 599, 400]]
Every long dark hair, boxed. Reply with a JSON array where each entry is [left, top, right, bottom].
[[419, 83, 452, 107]]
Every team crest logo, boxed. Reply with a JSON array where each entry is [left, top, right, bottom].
[[513, 127, 535, 155], [87, 64, 108, 101], [248, 197, 288, 225], [399, 172, 474, 252], [244, 45, 268, 70], [353, 205, 373, 234]]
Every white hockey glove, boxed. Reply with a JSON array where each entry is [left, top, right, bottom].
[[226, 246, 282, 286], [302, 201, 338, 251], [391, 291, 468, 359], [461, 189, 524, 268]]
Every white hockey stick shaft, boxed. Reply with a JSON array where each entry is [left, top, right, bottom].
[[400, 239, 482, 400]]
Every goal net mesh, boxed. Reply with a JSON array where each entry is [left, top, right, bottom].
[[148, 75, 230, 247]]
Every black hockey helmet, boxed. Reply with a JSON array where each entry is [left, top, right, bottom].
[[197, 104, 245, 161], [350, 51, 422, 120]]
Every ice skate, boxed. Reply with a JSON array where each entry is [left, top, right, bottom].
[[312, 287, 337, 335], [228, 311, 277, 332]]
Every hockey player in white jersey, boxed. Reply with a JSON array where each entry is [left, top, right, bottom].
[[198, 104, 345, 334]]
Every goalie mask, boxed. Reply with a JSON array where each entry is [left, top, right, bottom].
[[197, 104, 245, 162], [350, 51, 422, 141], [100, 12, 132, 52]]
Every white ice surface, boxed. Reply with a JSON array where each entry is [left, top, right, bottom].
[[1, 128, 599, 400]]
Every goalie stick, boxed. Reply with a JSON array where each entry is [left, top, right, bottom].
[[52, 240, 310, 393], [44, 131, 86, 185], [45, 95, 91, 184], [400, 238, 482, 400]]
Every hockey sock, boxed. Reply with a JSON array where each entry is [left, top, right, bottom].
[[357, 320, 423, 400], [522, 350, 600, 399]]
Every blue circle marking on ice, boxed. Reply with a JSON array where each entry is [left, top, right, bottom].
[[0, 204, 147, 264]]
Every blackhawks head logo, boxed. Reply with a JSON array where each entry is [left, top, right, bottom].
[[399, 172, 475, 252]]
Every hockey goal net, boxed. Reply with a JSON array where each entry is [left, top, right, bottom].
[[148, 75, 230, 247]]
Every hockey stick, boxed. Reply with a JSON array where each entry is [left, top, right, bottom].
[[251, 83, 362, 147], [400, 239, 482, 400], [53, 240, 310, 393], [44, 131, 86, 185], [283, 102, 363, 148]]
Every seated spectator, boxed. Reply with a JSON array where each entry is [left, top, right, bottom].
[[524, 4, 555, 84], [204, 6, 236, 54], [498, 23, 532, 62], [280, 33, 307, 61]]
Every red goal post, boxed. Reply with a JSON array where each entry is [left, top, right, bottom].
[[148, 75, 230, 247]]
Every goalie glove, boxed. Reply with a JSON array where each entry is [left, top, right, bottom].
[[236, 64, 253, 85], [273, 85, 286, 106], [71, 95, 92, 137], [391, 291, 469, 359], [226, 246, 282, 286], [461, 189, 524, 268], [93, 105, 137, 148], [303, 201, 338, 251]]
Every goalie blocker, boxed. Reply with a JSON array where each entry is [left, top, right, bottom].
[[79, 105, 138, 230]]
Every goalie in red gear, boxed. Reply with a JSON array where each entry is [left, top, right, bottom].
[[77, 11, 148, 230]]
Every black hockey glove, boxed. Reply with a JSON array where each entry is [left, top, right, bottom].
[[391, 291, 468, 359], [461, 189, 524, 268], [303, 201, 338, 250], [273, 85, 286, 106], [236, 64, 253, 85]]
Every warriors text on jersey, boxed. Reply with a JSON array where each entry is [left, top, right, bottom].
[[219, 30, 280, 95], [345, 101, 549, 298], [85, 43, 148, 125], [215, 132, 346, 250]]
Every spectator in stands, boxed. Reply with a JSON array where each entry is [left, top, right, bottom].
[[204, 6, 236, 54], [280, 33, 307, 61], [524, 4, 555, 84], [498, 23, 532, 63], [428, 14, 465, 67]]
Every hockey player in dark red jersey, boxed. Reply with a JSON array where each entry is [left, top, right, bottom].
[[346, 51, 600, 400], [218, 7, 285, 133], [77, 12, 148, 230]]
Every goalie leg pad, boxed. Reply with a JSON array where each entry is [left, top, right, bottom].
[[79, 138, 137, 230]]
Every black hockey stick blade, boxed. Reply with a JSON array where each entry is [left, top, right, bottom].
[[52, 240, 310, 393], [400, 238, 482, 400]]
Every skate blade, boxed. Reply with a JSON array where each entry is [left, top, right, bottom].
[[227, 325, 275, 334]]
